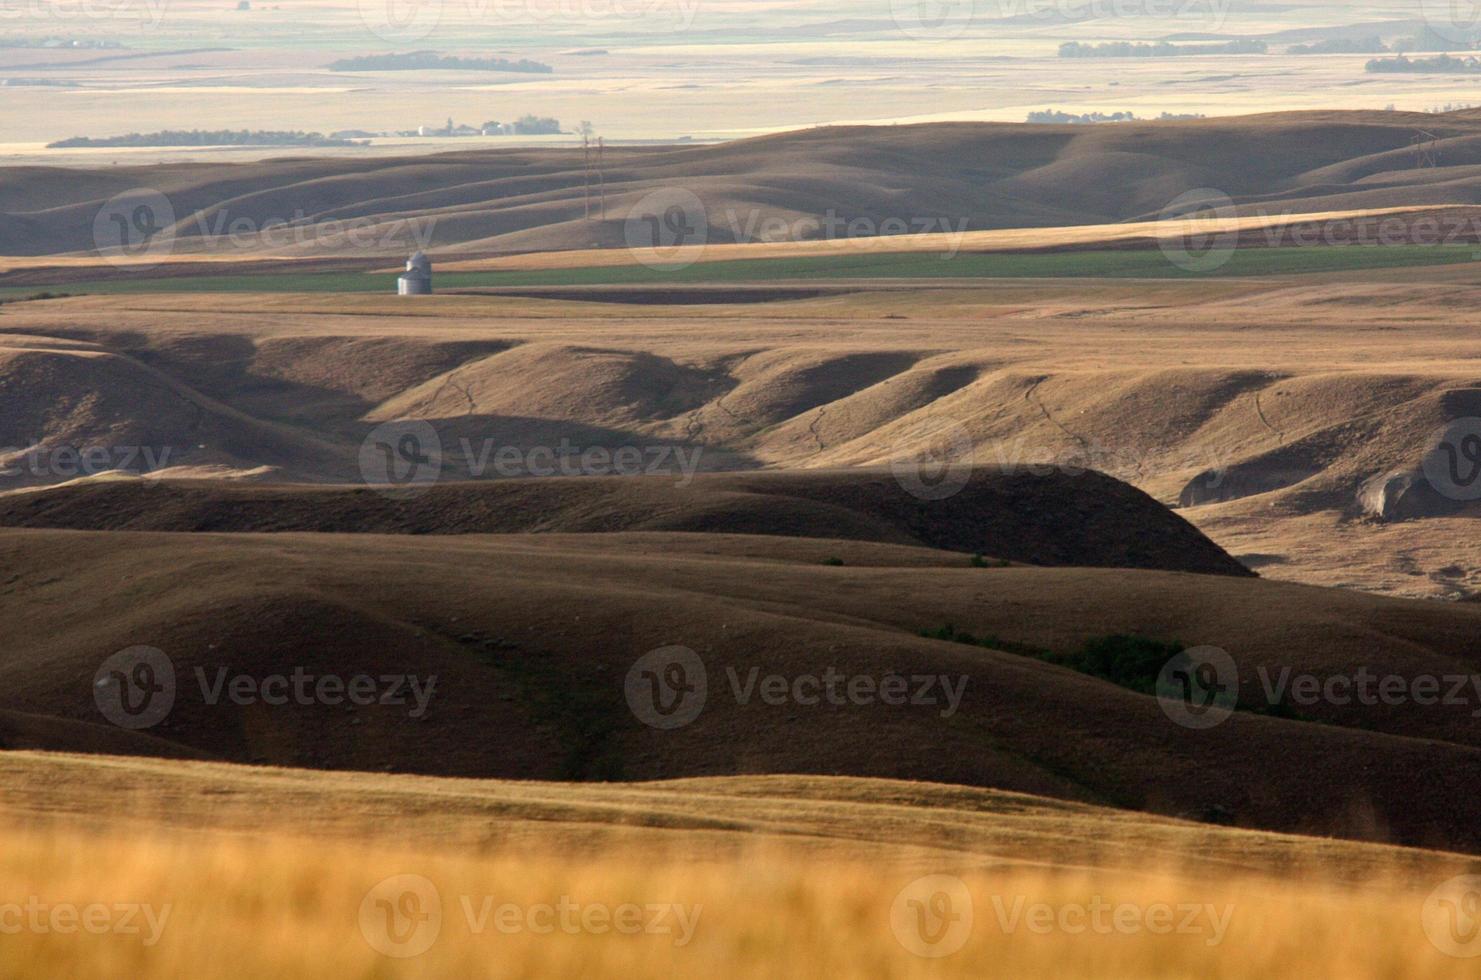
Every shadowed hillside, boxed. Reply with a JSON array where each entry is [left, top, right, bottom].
[[2, 528, 1481, 852], [0, 467, 1255, 577], [12, 110, 1481, 259]]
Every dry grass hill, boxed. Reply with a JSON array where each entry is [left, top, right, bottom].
[[4, 525, 1481, 853], [3, 752, 1477, 978], [0, 468, 1255, 577], [2, 278, 1479, 594], [10, 111, 1481, 259]]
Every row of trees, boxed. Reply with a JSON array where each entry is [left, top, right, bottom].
[[48, 130, 354, 148], [1059, 40, 1266, 58], [1366, 54, 1481, 74], [1025, 109, 1206, 125], [328, 52, 552, 73]]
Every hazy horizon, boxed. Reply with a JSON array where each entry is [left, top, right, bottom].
[[4, 0, 1481, 163]]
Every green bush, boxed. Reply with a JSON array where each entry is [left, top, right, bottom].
[[1041, 634, 1183, 696]]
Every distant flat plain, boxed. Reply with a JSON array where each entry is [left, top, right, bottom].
[[2, 0, 1478, 158]]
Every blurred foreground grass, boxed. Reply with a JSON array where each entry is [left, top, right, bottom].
[[0, 752, 1477, 978]]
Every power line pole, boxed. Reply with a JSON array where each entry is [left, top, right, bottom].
[[1414, 130, 1440, 169], [597, 136, 606, 221], [581, 132, 592, 220]]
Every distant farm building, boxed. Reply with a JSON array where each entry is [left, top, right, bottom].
[[398, 252, 432, 295]]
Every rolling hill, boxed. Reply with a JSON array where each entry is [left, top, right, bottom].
[[4, 525, 1481, 853], [10, 110, 1481, 261], [3, 283, 1479, 592], [0, 468, 1255, 577]]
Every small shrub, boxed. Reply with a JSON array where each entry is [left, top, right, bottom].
[[1041, 634, 1183, 696]]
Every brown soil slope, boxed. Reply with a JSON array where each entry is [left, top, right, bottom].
[[0, 467, 1254, 577], [4, 528, 1481, 852], [4, 288, 1479, 523], [11, 110, 1481, 257], [3, 284, 1479, 595]]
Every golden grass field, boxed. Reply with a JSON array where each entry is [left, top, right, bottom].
[[16, 205, 1414, 271], [2, 752, 1479, 978], [1, 204, 1453, 273], [434, 206, 1448, 273]]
